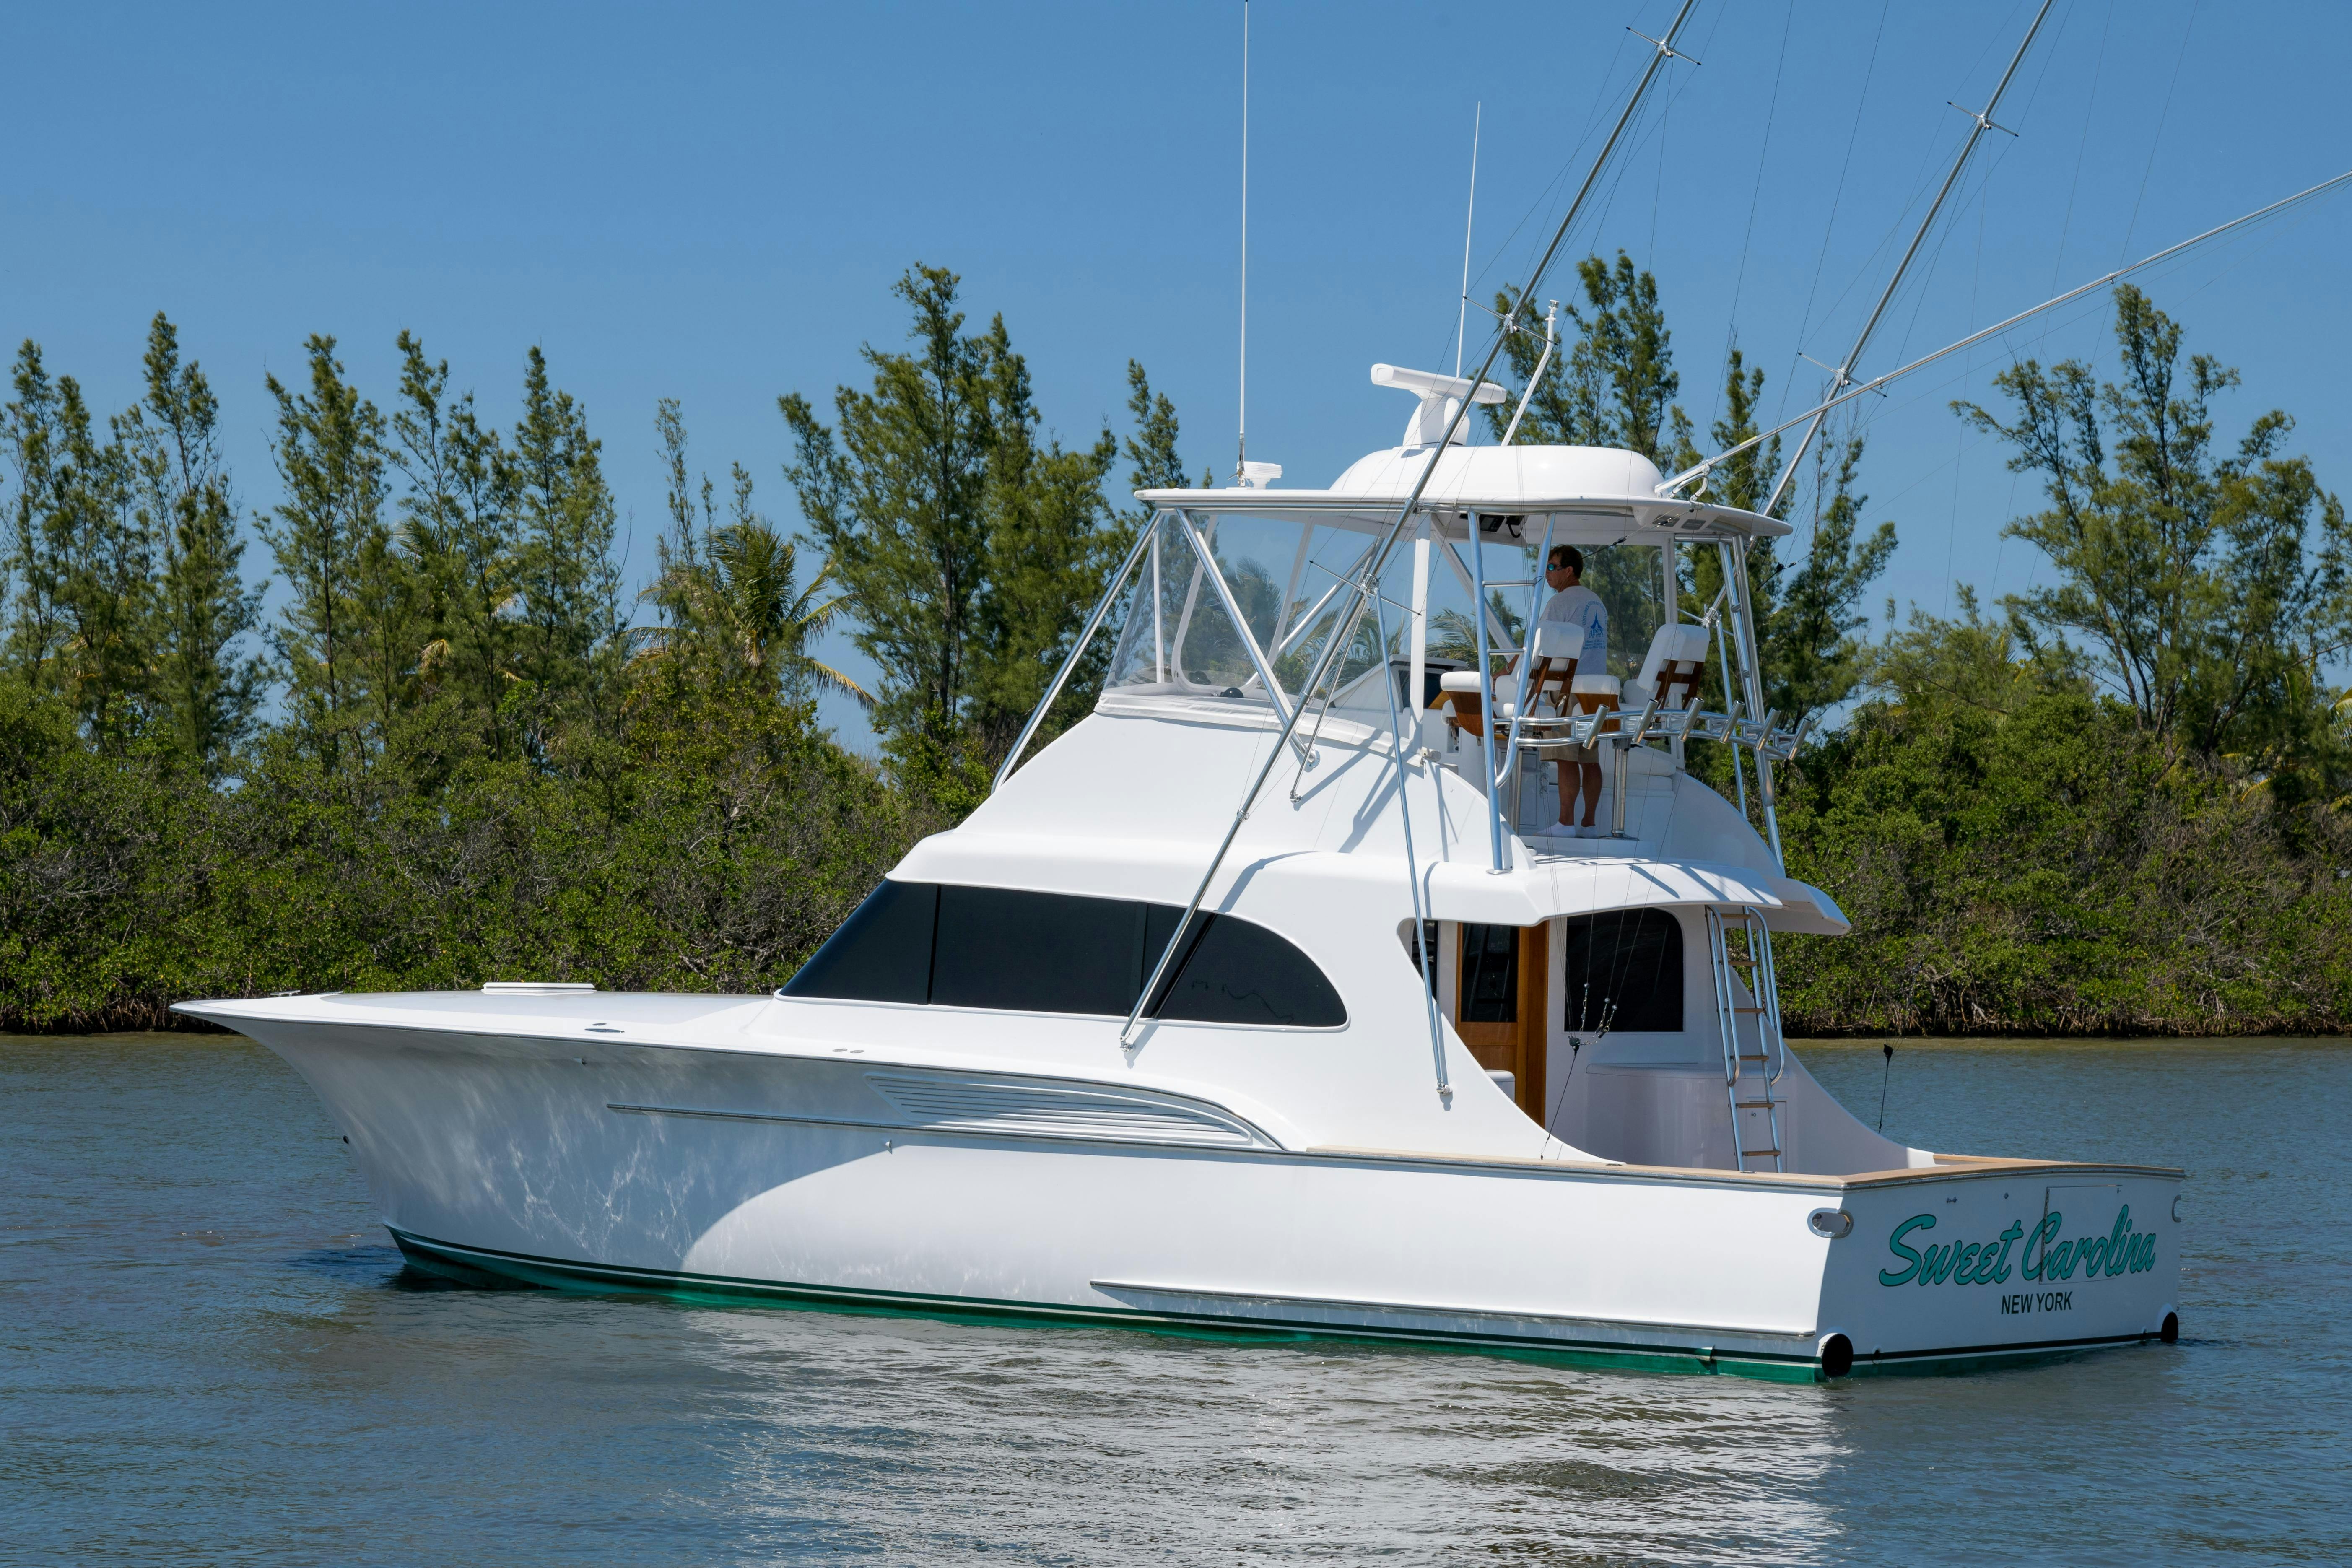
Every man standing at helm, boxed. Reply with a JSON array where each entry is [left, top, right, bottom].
[[1539, 544, 1608, 833]]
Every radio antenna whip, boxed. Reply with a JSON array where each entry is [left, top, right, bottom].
[[1236, 0, 1250, 480], [1456, 102, 1481, 379], [1762, 0, 2053, 520]]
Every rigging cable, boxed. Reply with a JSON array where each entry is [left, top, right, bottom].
[[1472, 32, 1635, 308], [1579, 4, 1721, 291], [2051, 0, 2116, 294], [1763, 0, 2056, 519], [1715, 0, 1794, 436], [1779, 0, 1891, 430], [2122, 0, 2201, 265], [1659, 164, 2352, 498], [1946, 170, 1990, 617], [1871, 0, 2065, 395]]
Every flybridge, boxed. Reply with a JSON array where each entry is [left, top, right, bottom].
[[1002, 367, 1810, 883]]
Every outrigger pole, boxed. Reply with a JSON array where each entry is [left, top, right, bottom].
[[1660, 164, 2352, 501], [1118, 0, 1702, 1056], [1760, 0, 2053, 520], [1736, 0, 2049, 869], [991, 521, 1160, 794]]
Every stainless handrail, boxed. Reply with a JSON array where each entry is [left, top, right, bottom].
[[993, 515, 1162, 792], [1467, 512, 1506, 872]]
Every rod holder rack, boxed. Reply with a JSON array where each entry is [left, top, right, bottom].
[[1501, 704, 1814, 766]]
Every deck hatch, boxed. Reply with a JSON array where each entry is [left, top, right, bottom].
[[864, 1072, 1269, 1149]]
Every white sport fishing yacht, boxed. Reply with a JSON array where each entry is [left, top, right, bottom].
[[181, 362, 2183, 1381], [187, 0, 2254, 1375]]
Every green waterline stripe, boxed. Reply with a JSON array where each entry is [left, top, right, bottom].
[[384, 1228, 2160, 1379], [388, 1226, 1817, 1373]]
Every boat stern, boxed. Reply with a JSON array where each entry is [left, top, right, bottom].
[[1810, 1162, 2184, 1376]]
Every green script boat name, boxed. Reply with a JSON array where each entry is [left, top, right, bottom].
[[1877, 1207, 2158, 1288]]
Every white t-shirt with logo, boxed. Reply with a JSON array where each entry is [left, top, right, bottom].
[[1540, 584, 1608, 667]]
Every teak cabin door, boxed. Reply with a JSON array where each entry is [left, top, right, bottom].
[[1451, 923, 1549, 1121]]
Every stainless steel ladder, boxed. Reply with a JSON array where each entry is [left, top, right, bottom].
[[1707, 905, 1787, 1173]]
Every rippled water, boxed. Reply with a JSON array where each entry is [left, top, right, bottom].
[[3, 1031, 2347, 1565]]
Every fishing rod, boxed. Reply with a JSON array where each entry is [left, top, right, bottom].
[[1658, 165, 2352, 501]]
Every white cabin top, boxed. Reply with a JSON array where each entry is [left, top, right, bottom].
[[1137, 443, 1786, 543], [1136, 362, 1789, 544]]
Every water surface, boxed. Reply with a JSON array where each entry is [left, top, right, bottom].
[[3, 1032, 2345, 1564]]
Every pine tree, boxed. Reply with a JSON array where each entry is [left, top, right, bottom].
[[1957, 285, 2352, 768], [263, 335, 395, 770], [71, 408, 156, 749], [3, 342, 159, 748], [781, 267, 1120, 778], [1769, 434, 1897, 717], [1671, 347, 1895, 723], [970, 321, 1119, 751], [140, 314, 263, 776], [1490, 251, 1691, 464], [1123, 361, 1189, 509], [781, 265, 999, 754], [512, 346, 622, 717], [391, 330, 520, 758], [4, 342, 80, 690]]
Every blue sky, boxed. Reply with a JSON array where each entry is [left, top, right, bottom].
[[8, 1, 2349, 746]]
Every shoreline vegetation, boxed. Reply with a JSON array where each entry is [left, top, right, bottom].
[[6, 264, 2348, 1037]]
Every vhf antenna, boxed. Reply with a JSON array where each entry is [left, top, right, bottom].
[[1236, 0, 1249, 481], [1456, 102, 1481, 379], [1762, 0, 2053, 521]]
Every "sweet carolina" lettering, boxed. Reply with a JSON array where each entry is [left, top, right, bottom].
[[1877, 1207, 2157, 1288]]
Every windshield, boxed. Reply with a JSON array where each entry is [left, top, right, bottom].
[[1103, 511, 1385, 701], [1103, 509, 1680, 708]]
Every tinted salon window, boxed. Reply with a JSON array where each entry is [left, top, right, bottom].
[[1145, 905, 1346, 1028], [930, 886, 1143, 1015], [782, 881, 1344, 1027], [1560, 908, 1683, 1033], [781, 879, 937, 1003]]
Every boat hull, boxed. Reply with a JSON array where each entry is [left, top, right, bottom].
[[254, 1018, 2183, 1382]]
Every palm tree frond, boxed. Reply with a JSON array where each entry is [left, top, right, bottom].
[[808, 658, 874, 707]]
